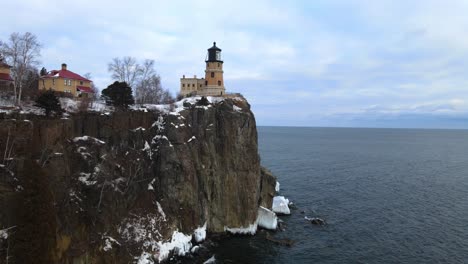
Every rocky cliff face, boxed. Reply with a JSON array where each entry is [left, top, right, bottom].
[[0, 97, 275, 263]]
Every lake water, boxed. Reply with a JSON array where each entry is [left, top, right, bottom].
[[213, 127, 468, 263]]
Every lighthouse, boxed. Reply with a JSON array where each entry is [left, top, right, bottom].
[[179, 42, 226, 97], [203, 42, 225, 96]]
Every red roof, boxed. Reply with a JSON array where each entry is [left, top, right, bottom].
[[42, 69, 91, 82], [0, 73, 13, 81], [77, 86, 94, 93]]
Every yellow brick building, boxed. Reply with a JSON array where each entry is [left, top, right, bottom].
[[39, 63, 94, 97]]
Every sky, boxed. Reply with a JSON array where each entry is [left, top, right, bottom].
[[1, 0, 468, 128]]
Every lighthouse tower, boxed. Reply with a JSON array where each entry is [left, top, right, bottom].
[[203, 42, 225, 96]]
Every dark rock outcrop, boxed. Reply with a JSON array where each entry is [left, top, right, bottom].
[[0, 98, 273, 263], [259, 167, 276, 209]]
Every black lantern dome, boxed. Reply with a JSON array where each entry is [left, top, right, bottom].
[[206, 42, 223, 63]]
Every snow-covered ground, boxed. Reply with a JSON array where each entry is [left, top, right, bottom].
[[1, 96, 244, 118]]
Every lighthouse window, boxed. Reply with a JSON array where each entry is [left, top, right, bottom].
[[192, 84, 195, 87], [218, 80, 221, 86], [211, 72, 214, 78], [182, 84, 185, 87]]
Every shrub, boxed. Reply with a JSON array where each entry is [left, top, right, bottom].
[[34, 90, 64, 117], [196, 96, 210, 106]]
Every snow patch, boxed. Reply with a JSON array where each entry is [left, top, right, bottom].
[[257, 206, 278, 230], [143, 141, 152, 159], [190, 245, 200, 253], [187, 136, 196, 143], [193, 222, 207, 243], [156, 201, 166, 222], [69, 190, 83, 202], [152, 116, 165, 132], [148, 178, 155, 190], [275, 181, 280, 192], [103, 236, 120, 252], [73, 135, 105, 145], [78, 173, 97, 186], [137, 252, 154, 264], [152, 135, 173, 147], [272, 196, 291, 215], [233, 105, 242, 112]]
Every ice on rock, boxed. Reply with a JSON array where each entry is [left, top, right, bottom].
[[275, 181, 280, 192], [203, 255, 216, 264], [257, 206, 278, 230], [272, 196, 290, 215], [157, 231, 192, 262], [224, 223, 258, 235], [194, 222, 207, 243]]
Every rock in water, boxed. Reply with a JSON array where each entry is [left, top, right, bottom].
[[305, 217, 327, 226]]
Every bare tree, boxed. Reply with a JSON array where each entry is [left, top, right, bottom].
[[83, 73, 99, 98], [135, 73, 164, 104], [107, 56, 142, 88], [0, 32, 41, 106], [108, 57, 174, 104]]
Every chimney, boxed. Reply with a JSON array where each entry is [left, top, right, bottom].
[[61, 63, 67, 70], [194, 75, 197, 78], [183, 75, 185, 79]]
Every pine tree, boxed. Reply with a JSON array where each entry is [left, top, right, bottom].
[[34, 90, 64, 117], [101, 81, 134, 109], [39, 67, 48, 76]]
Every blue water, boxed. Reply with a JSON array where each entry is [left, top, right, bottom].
[[214, 127, 468, 263]]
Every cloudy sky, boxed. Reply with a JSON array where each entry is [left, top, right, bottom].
[[1, 0, 468, 128]]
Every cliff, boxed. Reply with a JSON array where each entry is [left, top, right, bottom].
[[0, 97, 276, 263]]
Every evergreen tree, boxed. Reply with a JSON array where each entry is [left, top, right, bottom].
[[197, 96, 210, 106], [34, 90, 64, 117], [39, 67, 48, 76], [101, 81, 134, 108]]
